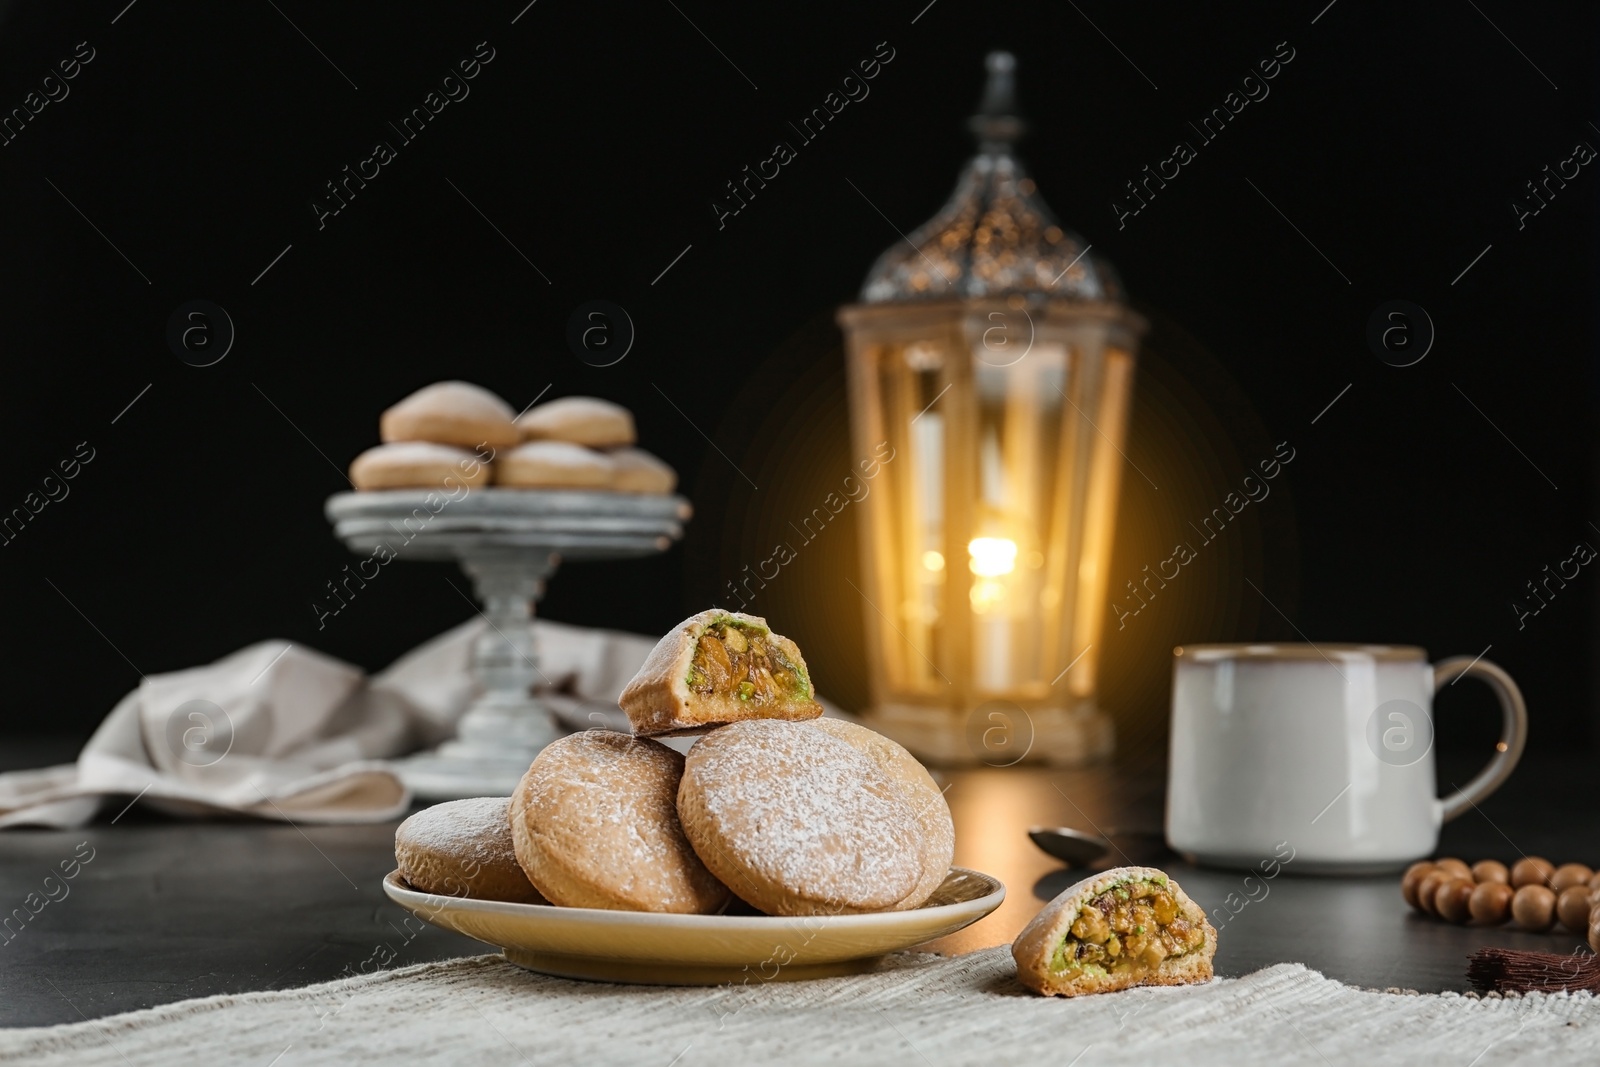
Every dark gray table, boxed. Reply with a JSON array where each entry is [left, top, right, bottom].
[[2, 739, 1593, 1028]]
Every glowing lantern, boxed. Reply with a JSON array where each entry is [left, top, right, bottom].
[[836, 52, 1145, 764]]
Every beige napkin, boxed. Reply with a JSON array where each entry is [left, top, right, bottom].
[[4, 949, 1597, 1066], [0, 618, 657, 829]]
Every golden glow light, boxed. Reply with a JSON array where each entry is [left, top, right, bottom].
[[967, 537, 1017, 577], [969, 579, 1006, 612], [922, 550, 945, 572]]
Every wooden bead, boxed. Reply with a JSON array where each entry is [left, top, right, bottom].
[[1469, 881, 1515, 925], [1436, 879, 1475, 924], [1401, 858, 1600, 928], [1417, 871, 1452, 916], [1401, 862, 1436, 909], [1470, 859, 1510, 885], [1550, 863, 1594, 892], [1511, 884, 1557, 931], [1556, 885, 1593, 932], [1510, 856, 1555, 888]]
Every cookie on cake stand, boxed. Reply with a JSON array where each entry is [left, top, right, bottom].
[[324, 487, 689, 799]]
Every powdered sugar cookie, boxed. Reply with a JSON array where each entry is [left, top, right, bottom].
[[516, 396, 636, 448], [380, 381, 518, 449], [494, 440, 615, 488], [509, 731, 730, 913], [394, 796, 545, 904], [611, 448, 676, 494], [677, 719, 924, 916], [809, 718, 953, 910], [349, 441, 491, 490]]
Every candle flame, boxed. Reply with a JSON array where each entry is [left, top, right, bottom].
[[967, 537, 1017, 577]]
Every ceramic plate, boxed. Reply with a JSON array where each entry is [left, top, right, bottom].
[[383, 867, 1005, 985]]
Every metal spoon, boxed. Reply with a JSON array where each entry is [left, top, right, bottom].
[[1028, 825, 1165, 867], [1028, 826, 1112, 866]]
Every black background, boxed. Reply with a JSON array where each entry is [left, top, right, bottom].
[[0, 0, 1592, 759]]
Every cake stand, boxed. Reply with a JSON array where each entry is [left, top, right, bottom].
[[324, 488, 690, 799]]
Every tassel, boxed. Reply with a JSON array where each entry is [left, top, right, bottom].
[[1467, 947, 1600, 994]]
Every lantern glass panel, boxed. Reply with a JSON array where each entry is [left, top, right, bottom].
[[840, 303, 1142, 763]]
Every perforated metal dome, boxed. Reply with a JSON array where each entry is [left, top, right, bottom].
[[859, 52, 1122, 305]]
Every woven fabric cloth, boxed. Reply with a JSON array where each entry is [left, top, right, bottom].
[[0, 618, 659, 829], [3, 947, 1595, 1066]]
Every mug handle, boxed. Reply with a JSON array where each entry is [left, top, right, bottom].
[[1433, 656, 1528, 823]]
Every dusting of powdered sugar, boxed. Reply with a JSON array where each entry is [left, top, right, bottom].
[[520, 731, 724, 910], [395, 796, 519, 868], [682, 720, 922, 911], [362, 441, 478, 463]]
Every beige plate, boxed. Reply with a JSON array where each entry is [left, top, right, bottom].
[[383, 867, 1005, 985]]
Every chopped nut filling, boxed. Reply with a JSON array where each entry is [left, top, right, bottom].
[[685, 620, 807, 705], [1051, 877, 1205, 978]]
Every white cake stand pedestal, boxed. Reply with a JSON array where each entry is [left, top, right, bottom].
[[325, 488, 690, 799]]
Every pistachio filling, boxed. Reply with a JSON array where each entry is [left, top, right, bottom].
[[1049, 876, 1205, 979], [685, 618, 810, 705]]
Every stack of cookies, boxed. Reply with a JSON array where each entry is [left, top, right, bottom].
[[347, 381, 676, 494], [394, 610, 957, 917]]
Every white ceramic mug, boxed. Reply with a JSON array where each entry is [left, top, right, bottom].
[[1165, 644, 1527, 874]]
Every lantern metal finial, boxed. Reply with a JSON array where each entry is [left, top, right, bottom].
[[859, 52, 1121, 305], [968, 51, 1026, 152]]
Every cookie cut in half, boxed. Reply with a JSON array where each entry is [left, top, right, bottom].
[[1012, 866, 1216, 997], [619, 610, 822, 736]]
